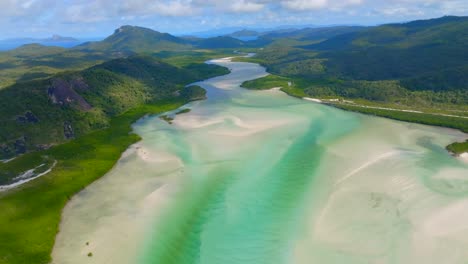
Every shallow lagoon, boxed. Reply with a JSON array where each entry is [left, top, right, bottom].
[[53, 58, 468, 264]]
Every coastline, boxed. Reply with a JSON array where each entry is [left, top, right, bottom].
[[242, 79, 468, 159], [0, 100, 189, 263]]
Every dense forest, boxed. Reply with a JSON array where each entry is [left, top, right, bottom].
[[240, 16, 468, 109], [0, 55, 228, 158]]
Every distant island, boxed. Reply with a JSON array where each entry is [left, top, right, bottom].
[[2, 35, 78, 43], [0, 35, 86, 51]]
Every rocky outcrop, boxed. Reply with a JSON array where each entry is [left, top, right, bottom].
[[14, 137, 27, 155], [0, 144, 13, 159], [16, 111, 39, 124], [48, 78, 92, 111], [0, 137, 26, 158], [63, 121, 75, 139]]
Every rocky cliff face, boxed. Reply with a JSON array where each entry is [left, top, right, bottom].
[[48, 78, 92, 110]]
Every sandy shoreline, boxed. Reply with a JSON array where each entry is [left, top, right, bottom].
[[304, 97, 323, 103]]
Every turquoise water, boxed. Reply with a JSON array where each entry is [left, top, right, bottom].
[[53, 58, 468, 264]]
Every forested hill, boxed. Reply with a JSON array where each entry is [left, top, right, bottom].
[[76, 25, 191, 54], [0, 26, 249, 88], [76, 25, 254, 53], [306, 16, 468, 92], [243, 16, 468, 107], [308, 16, 468, 51], [0, 56, 228, 159]]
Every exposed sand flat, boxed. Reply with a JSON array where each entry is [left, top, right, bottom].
[[459, 152, 468, 163], [421, 199, 468, 236], [52, 146, 184, 264], [173, 112, 301, 137], [292, 119, 468, 264], [334, 150, 403, 185], [136, 145, 183, 164]]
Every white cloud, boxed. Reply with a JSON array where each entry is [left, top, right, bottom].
[[151, 1, 196, 16], [119, 0, 197, 17], [281, 0, 328, 10], [280, 0, 364, 11], [230, 0, 265, 12], [0, 0, 54, 17]]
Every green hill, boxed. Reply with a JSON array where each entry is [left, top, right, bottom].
[[5, 44, 66, 57], [305, 16, 468, 93], [191, 36, 246, 49], [245, 16, 468, 102], [308, 16, 468, 50], [262, 26, 366, 42], [76, 25, 191, 54], [228, 29, 259, 38], [0, 26, 243, 88], [0, 55, 228, 159], [0, 44, 105, 89]]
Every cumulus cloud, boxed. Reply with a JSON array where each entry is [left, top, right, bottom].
[[281, 0, 328, 10], [280, 0, 363, 11], [0, 0, 55, 18], [230, 0, 265, 12], [119, 0, 196, 17]]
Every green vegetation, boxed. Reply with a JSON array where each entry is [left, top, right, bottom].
[[329, 103, 468, 133], [176, 108, 191, 115], [0, 27, 234, 89], [0, 55, 227, 159], [180, 85, 207, 101], [0, 28, 234, 262], [77, 25, 191, 54], [0, 44, 107, 89], [447, 140, 468, 155], [155, 50, 234, 67], [241, 74, 307, 98], [0, 16, 466, 264], [242, 16, 468, 104], [242, 74, 467, 154], [241, 74, 291, 90], [0, 100, 185, 264], [326, 100, 467, 153], [260, 26, 365, 42], [237, 16, 468, 138], [159, 114, 174, 124]]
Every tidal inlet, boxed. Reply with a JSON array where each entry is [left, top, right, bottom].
[[52, 58, 468, 264]]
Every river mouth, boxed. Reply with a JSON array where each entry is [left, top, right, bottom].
[[53, 58, 468, 264]]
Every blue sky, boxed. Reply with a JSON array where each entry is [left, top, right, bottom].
[[0, 0, 467, 38]]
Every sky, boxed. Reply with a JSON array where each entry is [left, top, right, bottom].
[[0, 0, 467, 38]]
